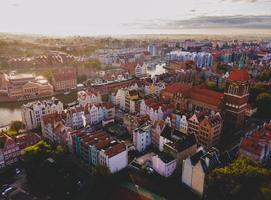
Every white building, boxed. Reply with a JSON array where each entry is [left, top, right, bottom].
[[182, 147, 220, 197], [41, 113, 72, 146], [140, 99, 164, 122], [167, 51, 213, 68], [22, 97, 63, 130], [179, 115, 188, 134], [135, 63, 147, 78], [85, 103, 115, 125], [133, 123, 152, 152], [78, 90, 102, 107], [99, 143, 128, 173], [152, 153, 177, 177], [147, 44, 158, 57]]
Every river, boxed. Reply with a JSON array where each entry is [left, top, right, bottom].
[[0, 64, 166, 125], [0, 92, 77, 126]]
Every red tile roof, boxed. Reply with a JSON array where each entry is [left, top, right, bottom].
[[189, 86, 224, 107], [42, 113, 62, 125], [240, 137, 264, 156], [161, 83, 192, 95], [104, 143, 126, 158], [228, 68, 250, 81], [53, 68, 76, 81]]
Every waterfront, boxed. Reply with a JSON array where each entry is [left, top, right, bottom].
[[0, 64, 166, 126], [0, 92, 77, 126]]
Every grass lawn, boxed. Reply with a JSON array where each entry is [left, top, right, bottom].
[[2, 129, 18, 136]]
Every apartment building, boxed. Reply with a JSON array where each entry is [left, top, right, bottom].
[[22, 97, 63, 130]]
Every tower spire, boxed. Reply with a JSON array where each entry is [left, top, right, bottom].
[[239, 54, 245, 69]]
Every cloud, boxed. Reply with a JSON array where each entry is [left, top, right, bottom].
[[222, 0, 271, 2], [136, 15, 271, 30], [228, 0, 258, 2]]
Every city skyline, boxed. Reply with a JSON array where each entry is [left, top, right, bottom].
[[0, 0, 271, 36]]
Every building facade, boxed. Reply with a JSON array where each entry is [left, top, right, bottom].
[[224, 68, 250, 130], [22, 98, 64, 130]]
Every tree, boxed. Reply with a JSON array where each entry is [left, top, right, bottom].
[[83, 60, 101, 70], [256, 92, 271, 118], [207, 157, 271, 200], [23, 140, 52, 163], [10, 120, 23, 133], [249, 83, 268, 105], [41, 69, 53, 84], [256, 70, 271, 82]]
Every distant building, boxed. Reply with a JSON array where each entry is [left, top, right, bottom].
[[52, 68, 77, 91], [2, 73, 53, 100], [21, 97, 63, 130], [78, 90, 102, 107], [167, 51, 213, 68], [147, 44, 158, 57]]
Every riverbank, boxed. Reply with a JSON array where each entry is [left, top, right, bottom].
[[0, 91, 77, 126]]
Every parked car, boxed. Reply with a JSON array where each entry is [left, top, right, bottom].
[[2, 186, 16, 196]]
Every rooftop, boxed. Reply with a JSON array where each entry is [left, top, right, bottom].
[[228, 68, 250, 82]]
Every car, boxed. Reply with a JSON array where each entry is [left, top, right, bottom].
[[0, 184, 10, 193], [146, 166, 154, 174], [2, 186, 16, 196], [15, 168, 21, 175]]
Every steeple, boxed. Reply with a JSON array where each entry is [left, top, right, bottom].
[[238, 54, 245, 69]]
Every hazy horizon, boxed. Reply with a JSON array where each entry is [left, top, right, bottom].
[[0, 0, 271, 36]]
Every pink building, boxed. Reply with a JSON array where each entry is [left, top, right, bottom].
[[0, 134, 20, 167], [152, 152, 177, 177]]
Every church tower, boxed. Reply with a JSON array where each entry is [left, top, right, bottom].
[[224, 59, 250, 131]]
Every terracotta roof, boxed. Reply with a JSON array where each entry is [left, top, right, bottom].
[[104, 143, 126, 158], [161, 83, 192, 95], [240, 137, 264, 156], [95, 138, 113, 150], [228, 68, 250, 81], [53, 68, 76, 81], [189, 86, 224, 107], [42, 113, 62, 125]]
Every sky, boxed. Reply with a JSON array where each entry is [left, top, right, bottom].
[[0, 0, 271, 36]]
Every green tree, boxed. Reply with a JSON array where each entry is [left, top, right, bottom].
[[23, 140, 52, 163], [256, 92, 271, 118], [84, 60, 101, 70], [10, 120, 23, 133], [249, 83, 268, 105], [256, 70, 271, 82], [41, 69, 53, 84], [207, 157, 271, 200]]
